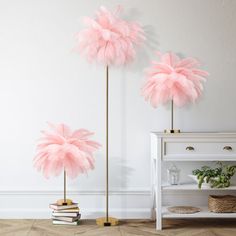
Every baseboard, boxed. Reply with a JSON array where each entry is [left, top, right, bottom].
[[0, 189, 152, 219], [0, 208, 152, 219], [1, 189, 224, 219]]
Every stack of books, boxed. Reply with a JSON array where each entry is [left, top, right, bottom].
[[49, 202, 81, 225]]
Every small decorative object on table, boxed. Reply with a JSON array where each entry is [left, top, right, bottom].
[[33, 123, 100, 225], [168, 206, 201, 214], [142, 52, 209, 133], [208, 195, 236, 213], [167, 164, 180, 185], [191, 162, 236, 189]]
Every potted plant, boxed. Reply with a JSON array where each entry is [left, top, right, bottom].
[[190, 162, 236, 189]]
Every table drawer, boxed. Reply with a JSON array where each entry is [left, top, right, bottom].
[[162, 139, 236, 161]]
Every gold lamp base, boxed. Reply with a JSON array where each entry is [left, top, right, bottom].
[[96, 217, 119, 226], [56, 199, 73, 206], [164, 129, 180, 133]]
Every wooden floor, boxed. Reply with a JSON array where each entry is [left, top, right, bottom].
[[0, 219, 235, 236]]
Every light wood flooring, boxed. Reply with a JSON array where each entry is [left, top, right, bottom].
[[0, 219, 235, 236]]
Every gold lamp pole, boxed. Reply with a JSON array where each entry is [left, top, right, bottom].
[[165, 100, 180, 133], [96, 66, 118, 226], [56, 170, 73, 206], [63, 170, 67, 205]]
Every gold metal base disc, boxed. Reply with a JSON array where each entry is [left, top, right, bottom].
[[56, 199, 73, 206], [96, 217, 119, 226], [164, 129, 180, 133]]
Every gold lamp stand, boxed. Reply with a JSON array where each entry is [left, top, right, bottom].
[[164, 100, 180, 133], [56, 170, 73, 206], [96, 66, 118, 227]]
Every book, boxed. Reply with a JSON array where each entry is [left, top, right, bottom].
[[52, 212, 80, 217], [49, 203, 78, 210], [53, 208, 80, 213], [52, 220, 80, 225], [52, 214, 81, 223]]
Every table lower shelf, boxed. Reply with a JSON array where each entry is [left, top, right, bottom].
[[162, 206, 236, 218]]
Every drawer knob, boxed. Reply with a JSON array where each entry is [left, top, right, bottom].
[[186, 146, 194, 151], [223, 146, 232, 151]]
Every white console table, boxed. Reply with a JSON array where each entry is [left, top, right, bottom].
[[151, 132, 236, 230]]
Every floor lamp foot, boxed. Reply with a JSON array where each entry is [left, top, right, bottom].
[[96, 217, 119, 226]]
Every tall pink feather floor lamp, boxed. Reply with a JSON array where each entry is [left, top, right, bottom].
[[142, 51, 209, 132], [34, 123, 100, 206], [75, 6, 144, 226]]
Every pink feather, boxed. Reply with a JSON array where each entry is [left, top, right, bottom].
[[33, 123, 101, 179], [75, 6, 145, 66], [142, 52, 209, 107]]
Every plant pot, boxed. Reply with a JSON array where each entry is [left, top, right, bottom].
[[188, 174, 211, 187]]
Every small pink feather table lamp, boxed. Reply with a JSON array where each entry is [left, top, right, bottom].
[[75, 6, 144, 226], [142, 51, 209, 133], [34, 123, 100, 206]]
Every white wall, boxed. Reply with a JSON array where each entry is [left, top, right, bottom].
[[0, 0, 236, 218]]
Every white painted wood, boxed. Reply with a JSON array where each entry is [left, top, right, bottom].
[[156, 136, 162, 230], [162, 206, 236, 218], [150, 133, 157, 220], [164, 140, 236, 155], [163, 155, 236, 161], [151, 132, 236, 230], [152, 132, 236, 138], [162, 137, 236, 161]]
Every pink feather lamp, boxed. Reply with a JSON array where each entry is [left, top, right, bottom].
[[142, 51, 209, 132], [75, 6, 144, 226], [34, 123, 100, 205]]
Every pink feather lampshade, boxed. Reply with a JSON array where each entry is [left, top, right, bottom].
[[34, 123, 100, 205], [75, 6, 145, 226], [75, 6, 145, 66], [142, 52, 209, 132]]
